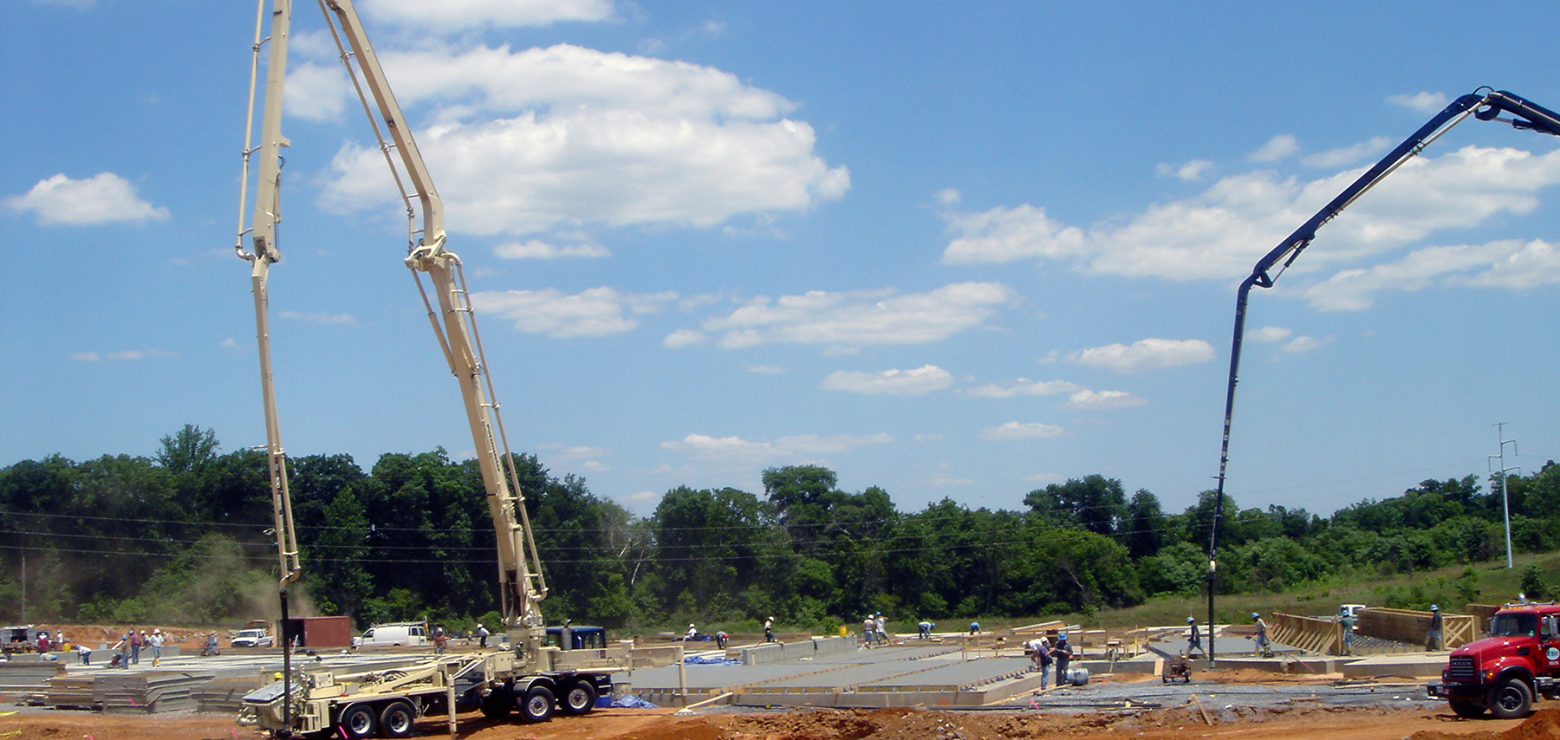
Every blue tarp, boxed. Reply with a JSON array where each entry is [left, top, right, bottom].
[[611, 694, 658, 708], [683, 655, 742, 665]]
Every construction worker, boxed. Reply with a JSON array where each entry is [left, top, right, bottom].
[[1050, 633, 1073, 684], [1186, 617, 1204, 657], [1252, 613, 1273, 657], [862, 616, 875, 647], [763, 616, 775, 643], [1426, 605, 1443, 651], [1339, 607, 1355, 656]]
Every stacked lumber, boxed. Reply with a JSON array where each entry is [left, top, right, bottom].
[[46, 675, 96, 709], [196, 675, 265, 714], [1357, 607, 1477, 649], [93, 671, 214, 714], [0, 661, 67, 704]]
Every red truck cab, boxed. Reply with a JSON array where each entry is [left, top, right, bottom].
[[1428, 604, 1560, 718]]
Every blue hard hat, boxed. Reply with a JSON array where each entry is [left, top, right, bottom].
[[1058, 631, 1067, 640], [1251, 612, 1260, 619], [1187, 617, 1195, 623]]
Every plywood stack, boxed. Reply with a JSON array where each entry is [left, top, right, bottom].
[[45, 675, 96, 709], [94, 671, 214, 714], [0, 660, 67, 704], [196, 675, 266, 714]]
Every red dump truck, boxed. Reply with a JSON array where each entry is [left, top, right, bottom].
[[1428, 603, 1560, 718]]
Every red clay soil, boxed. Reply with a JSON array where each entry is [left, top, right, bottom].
[[0, 704, 1541, 740]]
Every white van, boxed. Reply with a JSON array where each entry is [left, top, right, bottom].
[[352, 622, 429, 648]]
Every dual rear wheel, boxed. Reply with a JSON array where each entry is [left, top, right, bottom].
[[337, 700, 416, 739]]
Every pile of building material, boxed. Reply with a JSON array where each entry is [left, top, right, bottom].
[[195, 675, 266, 714], [45, 675, 95, 708], [0, 660, 67, 704], [93, 671, 215, 714]]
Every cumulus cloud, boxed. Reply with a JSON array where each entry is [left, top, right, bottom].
[[979, 421, 1063, 441], [964, 378, 1084, 398], [71, 349, 174, 362], [1249, 134, 1299, 162], [1156, 160, 1214, 181], [1389, 91, 1448, 113], [820, 365, 953, 396], [1282, 335, 1333, 354], [694, 282, 1018, 349], [1302, 137, 1394, 168], [309, 44, 849, 236], [1066, 338, 1215, 374], [281, 311, 357, 325], [1249, 326, 1294, 343], [474, 286, 676, 337], [1063, 389, 1146, 410], [661, 431, 893, 466], [5, 173, 168, 226], [662, 329, 708, 348], [1303, 238, 1560, 310], [494, 239, 610, 259], [362, 0, 615, 30], [938, 146, 1560, 285]]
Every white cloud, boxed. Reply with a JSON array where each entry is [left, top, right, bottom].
[[473, 287, 676, 337], [553, 445, 607, 461], [73, 349, 174, 362], [1389, 91, 1448, 114], [1063, 389, 1146, 410], [979, 421, 1063, 441], [362, 0, 615, 31], [1282, 335, 1333, 354], [661, 432, 893, 466], [926, 474, 972, 486], [494, 239, 610, 259], [5, 173, 168, 226], [1066, 338, 1215, 374], [964, 378, 1083, 398], [1248, 134, 1299, 162], [313, 44, 849, 236], [1156, 160, 1214, 181], [1249, 326, 1294, 343], [698, 282, 1017, 349], [938, 146, 1560, 282], [935, 188, 962, 206], [941, 204, 1087, 265], [747, 364, 785, 374], [662, 329, 708, 348], [31, 0, 94, 8], [280, 311, 357, 325], [820, 365, 953, 396], [1303, 238, 1560, 310], [1302, 137, 1394, 168]]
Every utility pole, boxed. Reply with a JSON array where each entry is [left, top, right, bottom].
[[1487, 422, 1519, 570], [19, 552, 25, 624]]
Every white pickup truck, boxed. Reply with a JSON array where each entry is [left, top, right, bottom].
[[231, 629, 275, 648]]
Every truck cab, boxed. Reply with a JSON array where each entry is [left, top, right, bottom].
[[1429, 603, 1560, 718]]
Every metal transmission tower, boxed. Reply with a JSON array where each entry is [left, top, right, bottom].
[[1488, 423, 1519, 570]]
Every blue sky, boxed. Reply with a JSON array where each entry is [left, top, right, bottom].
[[5, 0, 1560, 520]]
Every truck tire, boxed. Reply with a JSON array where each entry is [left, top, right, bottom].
[[1448, 697, 1485, 718], [561, 679, 596, 715], [1488, 678, 1533, 720], [480, 686, 512, 719], [379, 701, 416, 738], [520, 685, 555, 724], [338, 704, 376, 740]]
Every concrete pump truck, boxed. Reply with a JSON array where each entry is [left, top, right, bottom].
[[230, 0, 625, 737]]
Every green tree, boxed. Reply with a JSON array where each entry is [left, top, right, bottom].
[[1023, 475, 1125, 536]]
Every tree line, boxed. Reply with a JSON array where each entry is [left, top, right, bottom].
[[0, 424, 1557, 631]]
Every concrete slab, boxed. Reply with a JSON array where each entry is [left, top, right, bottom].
[[1340, 653, 1447, 679]]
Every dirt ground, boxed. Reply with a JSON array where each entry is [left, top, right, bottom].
[[0, 704, 1549, 740]]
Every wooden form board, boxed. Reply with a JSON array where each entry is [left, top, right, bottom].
[[1357, 607, 1476, 648], [1270, 612, 1343, 655]]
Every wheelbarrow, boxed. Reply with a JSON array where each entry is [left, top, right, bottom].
[[1162, 655, 1192, 684]]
